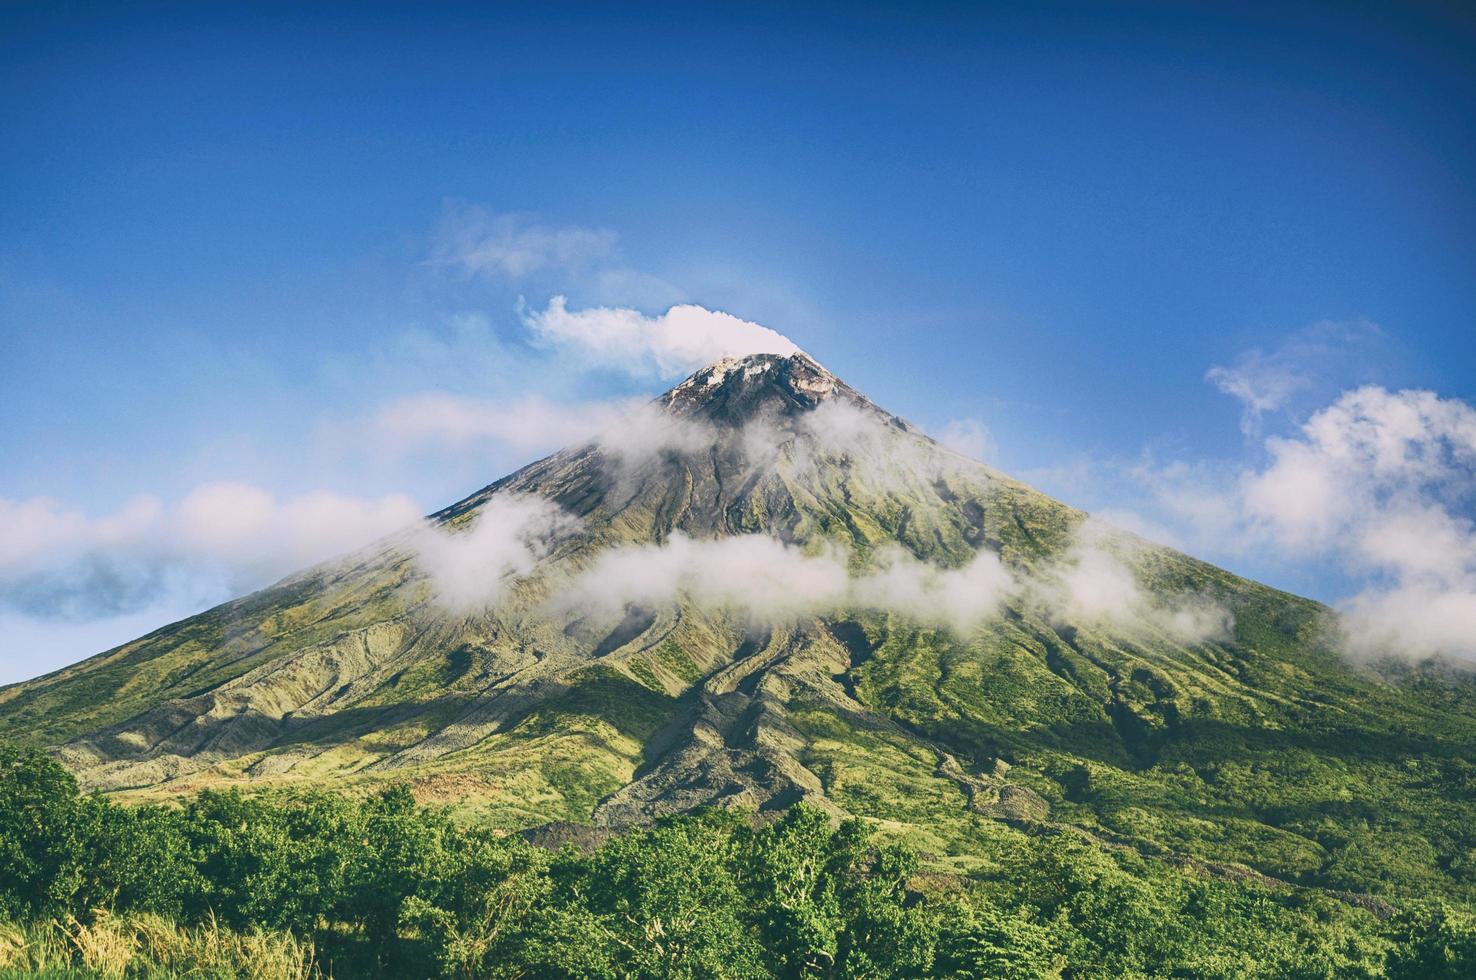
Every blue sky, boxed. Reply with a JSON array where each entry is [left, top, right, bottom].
[[2, 1, 1475, 682]]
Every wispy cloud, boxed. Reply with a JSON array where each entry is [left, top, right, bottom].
[[402, 405, 1230, 645], [423, 203, 683, 309], [1205, 356, 1310, 436], [1205, 319, 1386, 436], [932, 418, 996, 462], [1032, 520, 1233, 644], [407, 494, 579, 614], [372, 392, 643, 456], [427, 204, 618, 280], [420, 505, 1228, 644]]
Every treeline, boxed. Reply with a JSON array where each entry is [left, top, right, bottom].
[[1, 748, 1473, 978]]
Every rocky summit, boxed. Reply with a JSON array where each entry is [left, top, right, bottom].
[[3, 353, 1474, 903]]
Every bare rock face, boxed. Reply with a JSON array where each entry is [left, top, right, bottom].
[[660, 352, 863, 423], [0, 352, 1347, 841]]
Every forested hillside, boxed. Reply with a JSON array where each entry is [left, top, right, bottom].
[[3, 749, 1474, 978]]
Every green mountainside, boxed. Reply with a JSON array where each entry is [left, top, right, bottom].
[[3, 351, 1475, 911]]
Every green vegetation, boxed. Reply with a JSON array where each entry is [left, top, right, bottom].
[[5, 356, 1476, 974], [831, 594, 1476, 905], [3, 747, 1475, 978]]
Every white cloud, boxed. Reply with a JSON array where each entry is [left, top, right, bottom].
[[556, 533, 1017, 633], [1354, 506, 1476, 584], [1242, 387, 1476, 547], [0, 485, 422, 621], [408, 494, 580, 614], [560, 533, 851, 624], [177, 483, 423, 579], [849, 546, 1017, 633], [1245, 386, 1476, 661], [1055, 540, 1142, 622], [1339, 584, 1476, 663], [0, 495, 162, 577], [1122, 383, 1476, 661], [429, 204, 617, 280], [552, 521, 1228, 642], [523, 296, 803, 376]]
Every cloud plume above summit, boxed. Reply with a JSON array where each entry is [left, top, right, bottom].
[[523, 297, 803, 376]]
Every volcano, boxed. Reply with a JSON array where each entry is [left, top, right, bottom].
[[3, 353, 1472, 895]]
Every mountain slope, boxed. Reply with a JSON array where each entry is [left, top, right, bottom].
[[3, 352, 1474, 904]]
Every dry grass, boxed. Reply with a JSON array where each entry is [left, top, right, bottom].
[[0, 911, 322, 978]]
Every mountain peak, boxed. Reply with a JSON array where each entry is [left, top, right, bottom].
[[659, 351, 875, 426]]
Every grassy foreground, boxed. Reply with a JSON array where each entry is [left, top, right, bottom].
[[4, 748, 1476, 978], [0, 913, 319, 979]]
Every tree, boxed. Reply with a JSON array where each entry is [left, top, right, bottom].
[[1385, 903, 1476, 979], [572, 815, 767, 978], [0, 747, 93, 919]]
